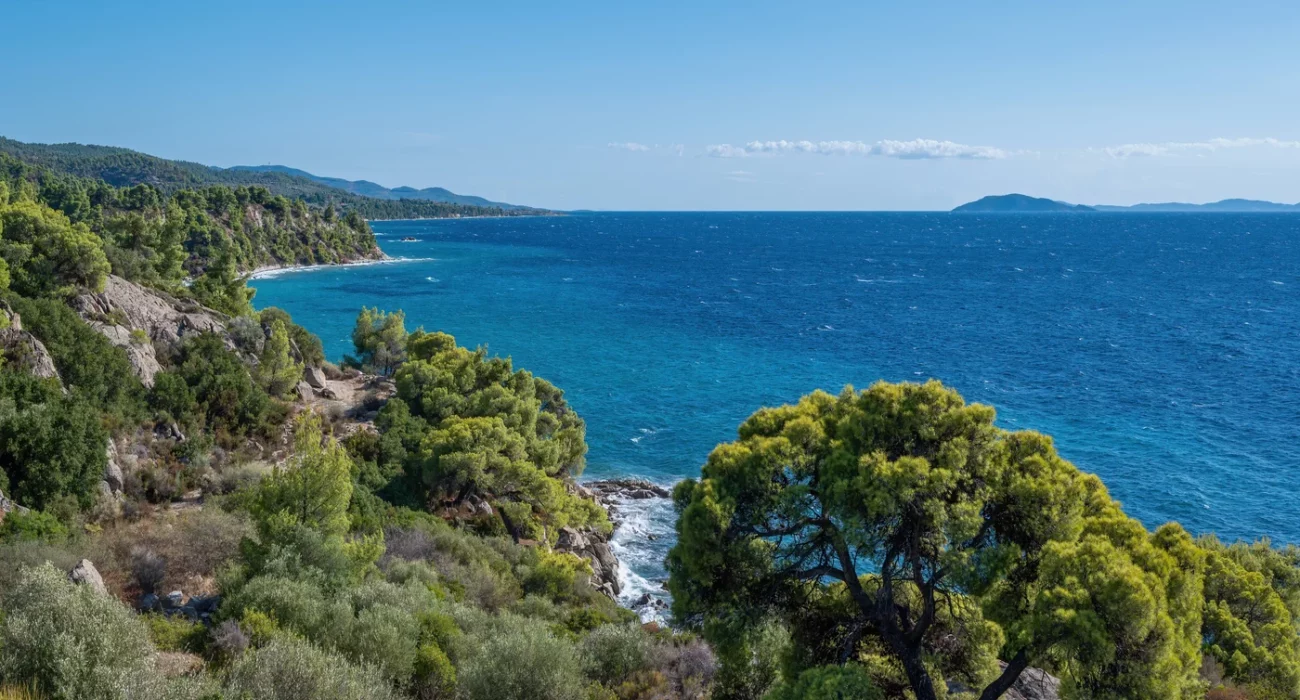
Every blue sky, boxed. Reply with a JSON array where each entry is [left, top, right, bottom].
[[3, 0, 1299, 210]]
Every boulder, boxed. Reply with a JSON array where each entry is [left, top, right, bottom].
[[303, 365, 328, 389], [296, 381, 314, 403], [0, 323, 61, 383], [68, 559, 108, 596], [138, 593, 161, 612], [104, 439, 124, 493], [0, 488, 29, 521], [557, 526, 588, 552], [74, 275, 227, 387]]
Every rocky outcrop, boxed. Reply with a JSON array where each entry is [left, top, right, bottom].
[[557, 525, 622, 598], [0, 487, 29, 522], [0, 305, 61, 383], [68, 559, 108, 596], [303, 365, 328, 389], [104, 438, 124, 494], [74, 275, 227, 387]]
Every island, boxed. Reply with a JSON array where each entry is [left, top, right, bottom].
[[952, 193, 1096, 212]]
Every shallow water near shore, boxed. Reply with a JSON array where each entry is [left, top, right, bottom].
[[251, 211, 1300, 612]]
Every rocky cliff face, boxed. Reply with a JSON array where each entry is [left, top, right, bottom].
[[0, 304, 61, 383], [74, 276, 227, 387]]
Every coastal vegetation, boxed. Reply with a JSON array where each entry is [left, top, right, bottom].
[[0, 149, 1297, 700]]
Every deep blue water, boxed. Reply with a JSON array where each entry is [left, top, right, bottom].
[[251, 212, 1300, 607]]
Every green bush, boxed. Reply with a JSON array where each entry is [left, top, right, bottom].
[[580, 623, 654, 686], [0, 370, 108, 510], [161, 332, 277, 440], [762, 664, 883, 700], [0, 509, 68, 541], [456, 614, 587, 700], [142, 614, 208, 653], [413, 642, 456, 699], [224, 635, 399, 700], [0, 564, 164, 699]]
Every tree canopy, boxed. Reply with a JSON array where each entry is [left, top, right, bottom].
[[667, 380, 1206, 700]]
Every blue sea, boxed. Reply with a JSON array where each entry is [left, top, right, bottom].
[[251, 212, 1300, 610]]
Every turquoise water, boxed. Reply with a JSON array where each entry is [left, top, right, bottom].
[[251, 212, 1300, 605]]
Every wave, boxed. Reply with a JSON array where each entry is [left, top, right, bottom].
[[248, 257, 433, 280]]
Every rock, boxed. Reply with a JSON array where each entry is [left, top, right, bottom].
[[557, 526, 588, 552], [319, 386, 339, 400], [138, 593, 161, 612], [74, 275, 227, 387], [303, 365, 328, 389], [189, 595, 221, 614], [585, 478, 672, 500], [165, 590, 185, 609], [0, 488, 29, 521], [104, 439, 124, 493], [68, 559, 108, 596], [1001, 663, 1061, 700], [0, 321, 61, 383], [296, 381, 314, 403]]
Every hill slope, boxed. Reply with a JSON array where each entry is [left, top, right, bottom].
[[1093, 198, 1300, 212], [0, 137, 550, 219], [229, 164, 529, 210], [953, 193, 1096, 212]]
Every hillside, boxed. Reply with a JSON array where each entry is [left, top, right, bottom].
[[0, 138, 552, 219], [952, 193, 1096, 212], [230, 164, 531, 210], [1094, 198, 1300, 212]]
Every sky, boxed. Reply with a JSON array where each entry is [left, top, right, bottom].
[[3, 0, 1300, 211]]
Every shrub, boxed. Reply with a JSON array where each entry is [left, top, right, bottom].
[[0, 509, 68, 541], [223, 635, 399, 700], [0, 563, 162, 699], [581, 624, 653, 686], [211, 618, 250, 659], [130, 546, 166, 594], [763, 664, 883, 700], [456, 615, 587, 700], [413, 643, 456, 700], [0, 370, 109, 510], [142, 614, 207, 653]]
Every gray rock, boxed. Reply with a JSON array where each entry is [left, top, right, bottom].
[[104, 439, 124, 493], [303, 365, 328, 389], [0, 487, 29, 519], [296, 381, 314, 403], [138, 593, 161, 612], [74, 276, 227, 387], [1001, 663, 1061, 700], [557, 526, 588, 552], [190, 595, 221, 614], [0, 323, 61, 383], [319, 386, 339, 400], [68, 559, 108, 596], [165, 590, 185, 608]]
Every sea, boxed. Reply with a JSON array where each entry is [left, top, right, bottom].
[[250, 212, 1300, 615]]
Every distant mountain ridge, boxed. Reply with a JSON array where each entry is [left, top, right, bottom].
[[0, 137, 550, 219], [955, 193, 1300, 213], [228, 164, 530, 210]]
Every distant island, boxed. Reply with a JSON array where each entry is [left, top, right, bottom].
[[952, 194, 1095, 212], [954, 192, 1300, 213]]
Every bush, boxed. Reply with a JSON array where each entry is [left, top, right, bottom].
[[581, 624, 653, 686], [456, 614, 587, 700], [413, 643, 456, 700], [0, 563, 163, 699], [0, 370, 109, 510], [224, 635, 400, 700], [762, 664, 883, 700], [130, 545, 166, 594], [0, 509, 69, 541], [142, 613, 206, 653]]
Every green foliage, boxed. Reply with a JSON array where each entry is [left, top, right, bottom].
[[414, 642, 457, 699], [256, 319, 304, 398], [142, 613, 207, 653], [580, 624, 654, 687], [667, 381, 1204, 700], [0, 564, 162, 699], [190, 247, 253, 316], [390, 327, 605, 540], [0, 509, 69, 541], [7, 294, 147, 425], [0, 196, 109, 297], [0, 370, 108, 510], [155, 332, 277, 440], [350, 306, 406, 375], [763, 665, 883, 700], [260, 307, 324, 366], [1201, 537, 1300, 697], [224, 635, 400, 700], [523, 549, 592, 601], [250, 411, 354, 538], [455, 614, 588, 700]]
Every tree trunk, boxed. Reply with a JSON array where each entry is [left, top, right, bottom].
[[978, 650, 1030, 700]]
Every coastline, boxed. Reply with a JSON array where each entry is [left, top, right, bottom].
[[246, 255, 432, 280]]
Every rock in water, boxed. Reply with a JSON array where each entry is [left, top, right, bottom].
[[68, 559, 108, 596]]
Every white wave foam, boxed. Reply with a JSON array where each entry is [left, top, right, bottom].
[[248, 257, 433, 280]]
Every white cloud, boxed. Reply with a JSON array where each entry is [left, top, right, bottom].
[[1101, 137, 1300, 159], [607, 142, 651, 152], [705, 138, 1010, 160]]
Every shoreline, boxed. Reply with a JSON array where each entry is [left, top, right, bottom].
[[246, 255, 431, 281], [366, 212, 562, 222]]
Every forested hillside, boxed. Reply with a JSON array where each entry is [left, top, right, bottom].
[[0, 138, 553, 220]]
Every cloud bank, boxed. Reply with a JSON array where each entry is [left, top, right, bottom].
[[706, 138, 1010, 160], [1102, 137, 1300, 158]]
